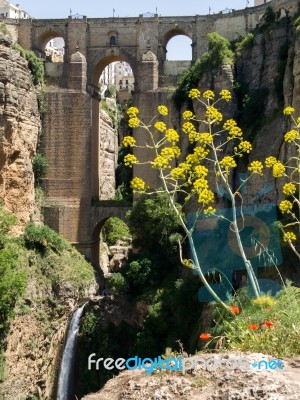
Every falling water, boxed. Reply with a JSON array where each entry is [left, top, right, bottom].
[[57, 303, 86, 400]]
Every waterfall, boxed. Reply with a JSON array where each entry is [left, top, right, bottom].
[[57, 303, 86, 400]]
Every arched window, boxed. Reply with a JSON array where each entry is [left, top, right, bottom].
[[110, 36, 117, 46]]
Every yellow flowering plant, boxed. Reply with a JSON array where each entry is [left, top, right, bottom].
[[266, 107, 300, 259], [123, 89, 265, 311]]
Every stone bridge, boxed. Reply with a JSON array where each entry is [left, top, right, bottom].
[[5, 0, 292, 266]]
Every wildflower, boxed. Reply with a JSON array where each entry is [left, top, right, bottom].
[[265, 308, 271, 312], [283, 106, 295, 115], [283, 231, 297, 242], [248, 323, 259, 330], [194, 165, 208, 178], [198, 188, 214, 205], [130, 177, 145, 191], [272, 162, 285, 178], [122, 136, 136, 147], [219, 156, 237, 170], [203, 90, 215, 100], [170, 167, 186, 180], [252, 296, 276, 308], [203, 206, 216, 216], [128, 117, 140, 128], [284, 129, 299, 143], [248, 161, 263, 175], [230, 306, 240, 315], [124, 154, 138, 167], [198, 132, 213, 145], [182, 259, 192, 267], [265, 156, 277, 168], [182, 110, 194, 120], [154, 121, 167, 132], [279, 200, 293, 214], [220, 89, 232, 101], [193, 178, 209, 193], [152, 155, 170, 169], [157, 105, 168, 116], [223, 119, 237, 131], [236, 141, 252, 153], [182, 121, 196, 135], [206, 106, 223, 123], [199, 333, 212, 340], [127, 106, 139, 118], [189, 88, 201, 99], [165, 129, 179, 144], [161, 146, 181, 159], [282, 182, 296, 196], [262, 321, 274, 328], [227, 126, 243, 139]]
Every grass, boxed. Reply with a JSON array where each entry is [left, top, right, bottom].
[[204, 283, 300, 357]]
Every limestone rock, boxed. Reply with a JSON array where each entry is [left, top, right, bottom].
[[0, 33, 40, 232]]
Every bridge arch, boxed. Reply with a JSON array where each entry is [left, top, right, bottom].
[[34, 27, 66, 55]]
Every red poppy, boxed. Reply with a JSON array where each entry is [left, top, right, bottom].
[[262, 321, 274, 328], [265, 308, 271, 312], [230, 305, 240, 315], [248, 323, 259, 330], [199, 333, 212, 340]]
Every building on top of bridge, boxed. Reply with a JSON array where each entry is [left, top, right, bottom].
[[0, 0, 30, 19]]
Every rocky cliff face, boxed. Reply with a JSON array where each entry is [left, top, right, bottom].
[[0, 33, 40, 232]]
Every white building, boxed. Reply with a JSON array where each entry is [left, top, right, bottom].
[[45, 37, 65, 61], [0, 1, 30, 19], [254, 0, 271, 6]]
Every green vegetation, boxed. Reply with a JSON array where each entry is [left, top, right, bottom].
[[32, 153, 48, 186], [13, 43, 44, 86], [0, 23, 9, 35], [235, 33, 254, 54], [208, 284, 300, 357], [102, 217, 131, 246], [24, 222, 67, 253], [173, 32, 234, 108]]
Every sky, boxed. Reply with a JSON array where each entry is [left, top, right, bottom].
[[14, 0, 254, 60], [16, 1, 252, 19]]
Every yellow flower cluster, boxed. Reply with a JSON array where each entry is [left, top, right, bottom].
[[279, 200, 293, 214], [198, 132, 213, 145], [283, 231, 297, 242], [161, 146, 181, 159], [203, 206, 216, 216], [182, 259, 193, 268], [237, 141, 252, 153], [122, 136, 136, 147], [188, 88, 201, 99], [170, 166, 186, 180], [220, 89, 232, 101], [203, 90, 215, 100], [219, 156, 237, 170], [228, 126, 243, 139], [182, 121, 196, 135], [272, 162, 285, 178], [157, 105, 168, 116], [165, 129, 179, 144], [154, 121, 167, 132], [193, 178, 209, 193], [265, 156, 277, 168], [206, 106, 223, 123], [198, 188, 214, 205], [194, 165, 208, 177], [127, 106, 139, 118], [124, 154, 138, 167], [283, 106, 295, 115], [182, 110, 194, 120], [130, 177, 145, 191], [128, 117, 140, 128], [223, 119, 237, 131], [186, 147, 209, 164], [152, 156, 170, 169], [282, 182, 296, 196], [284, 130, 299, 143], [248, 160, 263, 175]]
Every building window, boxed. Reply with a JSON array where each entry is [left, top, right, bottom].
[[110, 36, 117, 46]]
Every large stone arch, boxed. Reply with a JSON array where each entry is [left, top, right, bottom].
[[34, 26, 66, 55]]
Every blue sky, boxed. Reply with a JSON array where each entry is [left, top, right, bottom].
[[16, 0, 253, 60], [17, 1, 251, 19]]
